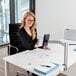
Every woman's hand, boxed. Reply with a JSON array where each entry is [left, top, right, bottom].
[[34, 44, 39, 48], [43, 46, 51, 50], [34, 40, 39, 48]]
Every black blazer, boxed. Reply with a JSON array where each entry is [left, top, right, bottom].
[[17, 27, 38, 51]]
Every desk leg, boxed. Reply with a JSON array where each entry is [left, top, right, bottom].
[[4, 61, 9, 76]]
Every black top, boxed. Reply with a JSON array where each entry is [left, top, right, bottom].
[[17, 27, 38, 50]]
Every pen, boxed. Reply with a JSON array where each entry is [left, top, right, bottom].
[[41, 65, 51, 68]]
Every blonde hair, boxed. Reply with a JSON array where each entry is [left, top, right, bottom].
[[20, 12, 37, 39]]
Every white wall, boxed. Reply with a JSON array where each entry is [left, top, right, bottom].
[[36, 0, 76, 39]]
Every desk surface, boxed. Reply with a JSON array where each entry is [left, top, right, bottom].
[[3, 48, 64, 76]]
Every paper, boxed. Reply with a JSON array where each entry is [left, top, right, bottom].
[[26, 48, 54, 58]]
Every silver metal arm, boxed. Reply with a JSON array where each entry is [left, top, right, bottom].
[[16, 71, 26, 76], [48, 40, 68, 70], [8, 45, 19, 55], [16, 71, 33, 76]]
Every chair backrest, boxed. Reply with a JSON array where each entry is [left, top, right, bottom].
[[9, 23, 25, 55]]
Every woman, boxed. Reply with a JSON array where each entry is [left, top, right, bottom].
[[17, 12, 39, 50], [17, 12, 50, 76], [17, 12, 50, 51]]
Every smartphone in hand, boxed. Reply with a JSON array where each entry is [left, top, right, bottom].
[[42, 34, 50, 47]]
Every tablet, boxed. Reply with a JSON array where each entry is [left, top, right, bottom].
[[42, 34, 50, 47]]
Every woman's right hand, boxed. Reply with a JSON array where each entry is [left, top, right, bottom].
[[34, 40, 39, 48], [34, 44, 38, 48]]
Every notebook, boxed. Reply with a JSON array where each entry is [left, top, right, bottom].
[[34, 62, 59, 75]]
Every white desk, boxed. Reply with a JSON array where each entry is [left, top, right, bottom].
[[62, 63, 76, 76], [3, 48, 64, 76], [50, 39, 76, 69], [60, 39, 76, 68]]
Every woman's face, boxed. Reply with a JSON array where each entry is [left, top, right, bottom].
[[25, 15, 34, 27]]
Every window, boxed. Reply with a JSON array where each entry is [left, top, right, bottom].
[[0, 0, 10, 45], [0, 0, 35, 46], [15, 0, 29, 23], [15, 0, 35, 23]]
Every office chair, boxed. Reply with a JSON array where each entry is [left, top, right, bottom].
[[16, 71, 34, 76], [16, 71, 38, 76], [8, 23, 25, 55]]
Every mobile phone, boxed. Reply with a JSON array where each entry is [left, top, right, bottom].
[[42, 34, 50, 47]]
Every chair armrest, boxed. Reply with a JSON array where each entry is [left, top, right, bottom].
[[16, 71, 35, 76], [8, 44, 19, 55], [16, 71, 26, 76]]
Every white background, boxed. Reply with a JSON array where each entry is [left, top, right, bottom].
[[36, 0, 76, 40]]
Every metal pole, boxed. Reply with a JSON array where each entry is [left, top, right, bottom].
[[64, 42, 68, 70]]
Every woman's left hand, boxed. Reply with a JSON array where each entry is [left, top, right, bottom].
[[43, 46, 51, 50]]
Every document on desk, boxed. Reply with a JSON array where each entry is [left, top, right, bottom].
[[34, 62, 59, 75], [26, 48, 55, 58]]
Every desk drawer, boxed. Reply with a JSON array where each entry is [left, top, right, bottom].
[[68, 45, 76, 67]]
